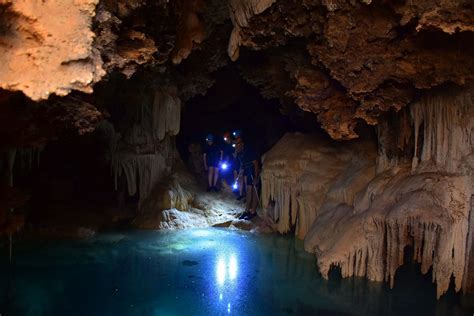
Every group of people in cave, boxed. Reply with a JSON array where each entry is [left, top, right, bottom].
[[202, 130, 260, 221]]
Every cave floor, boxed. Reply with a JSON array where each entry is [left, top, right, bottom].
[[1, 228, 472, 316], [22, 183, 252, 239]]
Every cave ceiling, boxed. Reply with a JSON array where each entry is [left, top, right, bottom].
[[0, 0, 473, 145]]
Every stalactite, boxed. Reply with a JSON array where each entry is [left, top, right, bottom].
[[113, 151, 167, 206], [16, 147, 43, 175], [227, 0, 276, 60], [111, 87, 182, 208], [6, 149, 16, 187], [152, 88, 181, 141], [303, 87, 474, 298], [261, 133, 376, 239], [410, 88, 473, 173], [264, 86, 473, 298]]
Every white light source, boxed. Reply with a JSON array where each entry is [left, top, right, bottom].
[[232, 182, 238, 190], [221, 163, 228, 170], [232, 144, 236, 148]]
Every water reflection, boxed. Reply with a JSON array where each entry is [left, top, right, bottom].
[[216, 257, 226, 286], [215, 254, 239, 286], [215, 251, 240, 314]]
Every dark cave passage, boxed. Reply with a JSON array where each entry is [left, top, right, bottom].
[[177, 66, 296, 163]]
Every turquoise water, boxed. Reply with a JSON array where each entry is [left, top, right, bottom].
[[0, 228, 472, 316]]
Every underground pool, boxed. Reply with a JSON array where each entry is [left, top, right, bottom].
[[0, 228, 472, 316]]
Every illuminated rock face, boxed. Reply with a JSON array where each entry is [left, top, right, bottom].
[[262, 86, 474, 298], [0, 0, 105, 100]]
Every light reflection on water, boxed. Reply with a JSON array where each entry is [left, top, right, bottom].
[[0, 228, 472, 316], [215, 251, 239, 314]]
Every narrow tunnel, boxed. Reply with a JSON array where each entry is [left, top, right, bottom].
[[0, 1, 473, 315]]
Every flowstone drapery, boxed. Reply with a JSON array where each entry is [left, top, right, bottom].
[[261, 86, 474, 298], [111, 88, 182, 207]]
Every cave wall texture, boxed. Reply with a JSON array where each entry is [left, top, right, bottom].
[[0, 0, 473, 298], [1, 0, 473, 141]]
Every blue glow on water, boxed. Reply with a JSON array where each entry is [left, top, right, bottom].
[[0, 228, 472, 316]]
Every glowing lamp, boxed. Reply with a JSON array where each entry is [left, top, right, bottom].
[[221, 163, 228, 170], [232, 182, 238, 190]]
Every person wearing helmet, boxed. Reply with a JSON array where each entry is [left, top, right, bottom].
[[235, 137, 260, 220], [220, 132, 235, 188], [232, 130, 243, 139], [231, 134, 244, 200], [203, 134, 223, 192]]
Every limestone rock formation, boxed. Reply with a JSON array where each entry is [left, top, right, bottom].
[[229, 0, 474, 140], [0, 0, 105, 100], [261, 133, 376, 238], [133, 168, 243, 229], [111, 87, 181, 207], [261, 85, 474, 297]]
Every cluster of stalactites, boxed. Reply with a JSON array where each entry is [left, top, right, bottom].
[[260, 134, 376, 239], [0, 147, 43, 187], [307, 87, 474, 298], [152, 88, 181, 141], [411, 88, 474, 173], [316, 210, 469, 299], [376, 86, 474, 173], [111, 87, 182, 207]]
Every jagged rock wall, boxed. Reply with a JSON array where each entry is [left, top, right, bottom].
[[261, 86, 474, 297], [230, 0, 474, 140], [1, 0, 472, 145]]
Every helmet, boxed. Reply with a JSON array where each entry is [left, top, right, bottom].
[[232, 130, 242, 138], [206, 134, 214, 141]]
